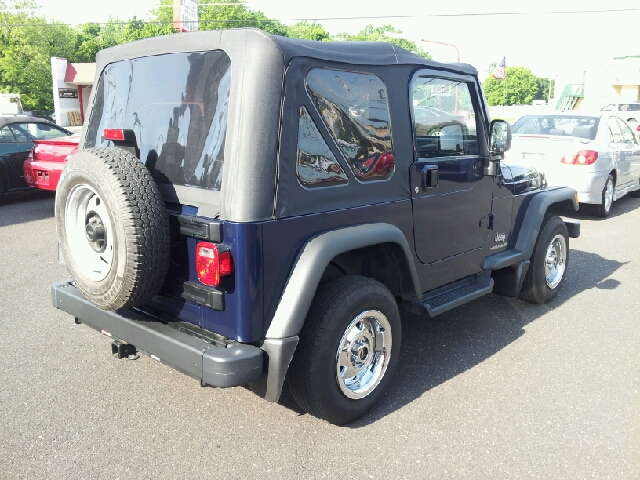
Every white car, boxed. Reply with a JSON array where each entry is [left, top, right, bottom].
[[506, 112, 640, 216], [600, 101, 640, 124]]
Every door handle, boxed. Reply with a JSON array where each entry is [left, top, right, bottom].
[[421, 165, 439, 190]]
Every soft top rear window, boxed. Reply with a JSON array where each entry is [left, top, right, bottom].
[[85, 51, 231, 190]]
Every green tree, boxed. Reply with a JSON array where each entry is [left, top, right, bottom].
[[0, 0, 78, 110], [332, 25, 431, 59], [483, 66, 539, 106], [534, 77, 555, 102], [286, 21, 330, 41]]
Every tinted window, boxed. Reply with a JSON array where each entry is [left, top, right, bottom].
[[296, 107, 349, 188], [0, 126, 15, 143], [306, 69, 394, 181], [411, 77, 478, 158], [86, 51, 231, 190], [512, 115, 598, 140]]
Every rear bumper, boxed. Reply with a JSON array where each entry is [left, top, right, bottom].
[[546, 169, 608, 205], [23, 160, 63, 191], [51, 279, 264, 388]]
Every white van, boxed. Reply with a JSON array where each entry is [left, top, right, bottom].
[[0, 93, 23, 115]]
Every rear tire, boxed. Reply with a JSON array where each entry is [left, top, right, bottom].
[[55, 147, 170, 310], [287, 275, 401, 425], [595, 174, 614, 217], [519, 215, 569, 305]]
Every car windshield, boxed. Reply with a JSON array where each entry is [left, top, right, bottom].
[[512, 115, 599, 140]]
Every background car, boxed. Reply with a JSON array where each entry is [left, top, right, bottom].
[[0, 115, 71, 201], [600, 101, 640, 124], [23, 133, 79, 191], [505, 112, 640, 216]]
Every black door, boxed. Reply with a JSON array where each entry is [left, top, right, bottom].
[[0, 125, 24, 188], [409, 73, 493, 264]]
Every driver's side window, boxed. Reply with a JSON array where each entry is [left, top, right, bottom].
[[411, 76, 478, 158]]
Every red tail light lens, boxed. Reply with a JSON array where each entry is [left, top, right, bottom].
[[561, 150, 598, 165], [104, 128, 125, 141], [196, 242, 233, 287]]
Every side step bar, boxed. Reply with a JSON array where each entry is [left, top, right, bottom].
[[403, 272, 494, 318], [51, 279, 263, 388]]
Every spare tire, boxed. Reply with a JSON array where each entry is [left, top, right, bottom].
[[55, 147, 170, 310]]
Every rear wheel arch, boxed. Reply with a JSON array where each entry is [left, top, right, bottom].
[[265, 223, 420, 340], [321, 242, 417, 300]]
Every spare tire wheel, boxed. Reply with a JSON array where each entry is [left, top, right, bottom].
[[55, 147, 170, 310]]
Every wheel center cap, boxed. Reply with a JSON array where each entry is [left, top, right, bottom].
[[85, 212, 107, 253]]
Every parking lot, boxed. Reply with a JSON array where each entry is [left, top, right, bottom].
[[1, 190, 639, 479]]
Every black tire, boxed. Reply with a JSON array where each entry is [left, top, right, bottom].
[[595, 174, 614, 217], [55, 147, 170, 310], [519, 215, 569, 305], [287, 275, 401, 425]]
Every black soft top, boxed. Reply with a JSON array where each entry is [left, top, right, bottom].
[[95, 28, 477, 76], [85, 29, 479, 222]]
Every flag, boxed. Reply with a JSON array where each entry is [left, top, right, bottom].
[[492, 57, 506, 80]]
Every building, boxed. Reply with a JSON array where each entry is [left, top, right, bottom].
[[51, 57, 96, 127]]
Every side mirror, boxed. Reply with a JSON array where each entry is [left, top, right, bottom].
[[489, 119, 512, 157]]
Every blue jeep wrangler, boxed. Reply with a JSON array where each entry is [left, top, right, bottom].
[[52, 29, 579, 425]]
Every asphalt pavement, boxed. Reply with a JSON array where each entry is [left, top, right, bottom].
[[1, 190, 639, 479]]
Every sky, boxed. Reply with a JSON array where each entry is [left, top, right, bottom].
[[34, 0, 640, 79]]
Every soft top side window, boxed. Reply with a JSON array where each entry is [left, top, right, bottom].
[[411, 76, 478, 159], [305, 68, 395, 182], [296, 106, 349, 188]]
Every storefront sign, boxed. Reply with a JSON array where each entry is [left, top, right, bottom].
[[58, 88, 78, 99]]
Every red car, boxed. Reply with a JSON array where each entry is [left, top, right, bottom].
[[23, 134, 79, 191]]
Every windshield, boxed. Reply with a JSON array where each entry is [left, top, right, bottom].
[[85, 51, 231, 191], [512, 115, 599, 140]]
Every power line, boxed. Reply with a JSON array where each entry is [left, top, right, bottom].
[[0, 7, 639, 27]]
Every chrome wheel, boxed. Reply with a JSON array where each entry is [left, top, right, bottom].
[[544, 234, 566, 289], [64, 184, 114, 282], [603, 178, 614, 214], [336, 310, 392, 400]]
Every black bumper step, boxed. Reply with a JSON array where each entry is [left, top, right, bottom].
[[51, 279, 263, 388]]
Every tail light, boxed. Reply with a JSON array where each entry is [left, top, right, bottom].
[[196, 242, 233, 287], [103, 128, 125, 141], [561, 150, 598, 165]]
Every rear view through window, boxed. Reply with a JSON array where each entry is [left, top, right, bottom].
[[85, 51, 231, 190], [512, 115, 599, 140]]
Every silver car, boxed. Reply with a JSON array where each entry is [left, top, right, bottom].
[[506, 112, 640, 216]]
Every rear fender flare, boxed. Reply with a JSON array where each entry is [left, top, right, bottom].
[[264, 223, 420, 340]]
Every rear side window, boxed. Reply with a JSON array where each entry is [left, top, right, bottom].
[[411, 77, 478, 158], [85, 51, 231, 190], [296, 107, 349, 188], [305, 68, 394, 181]]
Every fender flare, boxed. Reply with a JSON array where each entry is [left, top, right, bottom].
[[265, 222, 421, 340], [257, 223, 420, 402], [514, 186, 578, 261]]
